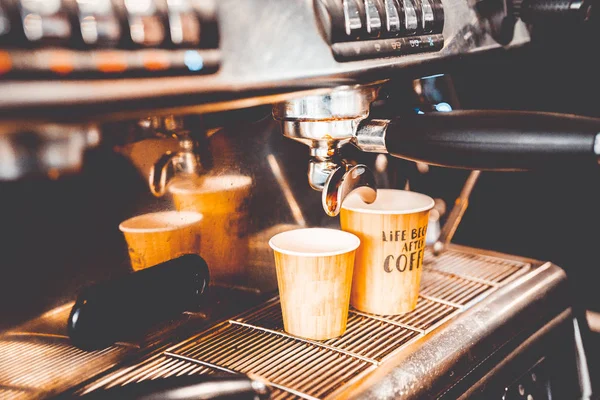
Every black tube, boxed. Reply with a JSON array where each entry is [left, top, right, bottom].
[[383, 110, 600, 170], [68, 254, 209, 351]]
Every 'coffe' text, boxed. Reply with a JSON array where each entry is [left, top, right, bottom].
[[381, 225, 428, 273]]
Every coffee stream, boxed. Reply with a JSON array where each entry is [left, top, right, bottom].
[[382, 226, 428, 273]]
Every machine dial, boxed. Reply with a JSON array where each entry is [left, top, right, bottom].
[[383, 0, 402, 34], [401, 0, 419, 35], [364, 0, 383, 37], [166, 0, 201, 47], [0, 2, 9, 39], [75, 0, 121, 47], [316, 0, 444, 60], [122, 0, 166, 47], [17, 0, 72, 44]]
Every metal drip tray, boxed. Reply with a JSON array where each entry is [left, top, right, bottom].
[[0, 336, 128, 399], [0, 301, 134, 400], [82, 246, 540, 400], [0, 287, 262, 399]]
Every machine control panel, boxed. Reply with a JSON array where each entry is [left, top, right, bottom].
[[0, 0, 219, 79], [317, 0, 444, 60], [0, 0, 531, 116]]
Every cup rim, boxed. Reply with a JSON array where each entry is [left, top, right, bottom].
[[341, 189, 435, 215], [169, 175, 252, 195], [269, 227, 360, 257], [119, 211, 203, 233]]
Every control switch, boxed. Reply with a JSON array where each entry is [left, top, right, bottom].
[[17, 0, 72, 44], [76, 0, 121, 46], [123, 0, 165, 47], [166, 0, 201, 46]]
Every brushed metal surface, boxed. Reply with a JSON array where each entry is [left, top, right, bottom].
[[78, 245, 564, 400], [0, 0, 530, 116], [456, 308, 573, 399], [344, 258, 567, 399]]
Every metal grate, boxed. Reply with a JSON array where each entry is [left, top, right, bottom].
[[424, 249, 530, 285], [169, 323, 373, 399], [84, 248, 531, 399], [0, 336, 128, 398], [84, 353, 291, 400], [378, 296, 456, 331], [88, 354, 217, 391], [0, 388, 31, 400], [236, 300, 420, 363], [420, 270, 491, 306]]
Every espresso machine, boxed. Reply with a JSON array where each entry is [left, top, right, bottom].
[[0, 0, 598, 399]]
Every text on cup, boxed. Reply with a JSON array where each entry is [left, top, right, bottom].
[[381, 225, 428, 273]]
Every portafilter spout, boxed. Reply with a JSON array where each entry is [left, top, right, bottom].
[[272, 84, 381, 216], [146, 116, 204, 197], [149, 135, 203, 197]]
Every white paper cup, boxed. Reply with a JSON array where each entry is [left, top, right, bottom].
[[119, 211, 203, 271], [341, 189, 434, 315], [269, 228, 360, 340]]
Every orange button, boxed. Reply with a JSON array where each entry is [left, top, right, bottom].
[[96, 51, 127, 73], [142, 51, 170, 71], [0, 51, 12, 75], [48, 50, 75, 75]]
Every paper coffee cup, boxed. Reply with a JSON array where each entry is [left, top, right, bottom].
[[341, 189, 434, 315], [269, 228, 360, 341], [119, 211, 203, 271], [169, 175, 252, 283]]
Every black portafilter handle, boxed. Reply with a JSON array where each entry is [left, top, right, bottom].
[[79, 374, 270, 400], [379, 110, 600, 170], [475, 0, 595, 44], [68, 254, 209, 351], [517, 0, 595, 27]]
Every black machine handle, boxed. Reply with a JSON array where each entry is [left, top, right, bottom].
[[79, 375, 270, 400], [382, 110, 600, 170], [68, 254, 209, 351], [475, 0, 596, 44]]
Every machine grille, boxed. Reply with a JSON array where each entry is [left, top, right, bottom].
[[0, 336, 128, 399], [82, 248, 531, 400]]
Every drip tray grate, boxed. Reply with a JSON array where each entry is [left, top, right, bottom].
[[83, 248, 531, 400], [0, 336, 128, 399]]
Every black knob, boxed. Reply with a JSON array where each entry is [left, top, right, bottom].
[[519, 0, 594, 24]]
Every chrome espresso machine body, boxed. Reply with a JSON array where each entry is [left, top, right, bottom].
[[0, 0, 598, 399]]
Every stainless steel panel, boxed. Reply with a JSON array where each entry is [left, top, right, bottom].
[[82, 246, 551, 400], [345, 259, 567, 399], [0, 0, 531, 116]]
